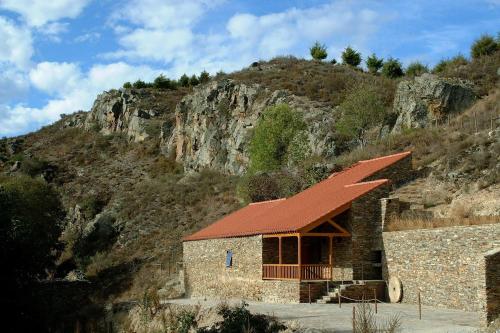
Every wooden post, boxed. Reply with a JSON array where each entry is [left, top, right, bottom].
[[352, 305, 356, 332], [338, 288, 341, 308], [374, 289, 377, 314], [328, 236, 333, 279], [308, 283, 311, 304], [298, 235, 302, 280], [418, 290, 422, 320], [278, 237, 282, 265]]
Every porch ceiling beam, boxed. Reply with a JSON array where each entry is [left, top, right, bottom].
[[301, 232, 350, 237], [298, 203, 351, 233]]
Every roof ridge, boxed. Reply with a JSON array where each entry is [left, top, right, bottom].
[[249, 198, 286, 205], [344, 179, 389, 188], [358, 151, 412, 164]]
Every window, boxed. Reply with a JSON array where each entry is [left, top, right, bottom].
[[225, 250, 233, 267]]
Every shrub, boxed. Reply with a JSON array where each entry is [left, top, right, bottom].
[[198, 302, 286, 333], [433, 55, 468, 74], [330, 58, 337, 64], [335, 86, 387, 147], [189, 74, 200, 86], [405, 61, 429, 77], [0, 175, 64, 284], [133, 79, 150, 89], [365, 53, 383, 74], [342, 46, 362, 67], [199, 70, 210, 83], [381, 57, 404, 78], [79, 193, 107, 219], [153, 74, 176, 89], [248, 104, 307, 173], [471, 34, 498, 59], [123, 82, 132, 89], [309, 41, 328, 61], [179, 74, 190, 87]]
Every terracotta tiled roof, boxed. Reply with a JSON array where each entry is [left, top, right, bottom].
[[184, 151, 411, 241]]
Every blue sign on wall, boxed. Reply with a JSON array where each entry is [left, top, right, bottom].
[[226, 250, 233, 267]]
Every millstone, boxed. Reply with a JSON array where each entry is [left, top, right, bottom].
[[388, 276, 403, 303]]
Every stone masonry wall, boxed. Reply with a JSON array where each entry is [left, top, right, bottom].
[[350, 185, 390, 280], [183, 236, 302, 303], [382, 224, 500, 323], [484, 248, 500, 326]]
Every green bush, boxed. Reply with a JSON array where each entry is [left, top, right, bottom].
[[0, 175, 64, 284], [123, 82, 132, 89], [310, 41, 328, 61], [153, 74, 176, 89], [381, 57, 404, 78], [405, 61, 429, 77], [189, 74, 200, 86], [198, 302, 286, 333], [366, 53, 383, 74], [248, 104, 308, 173], [335, 86, 387, 146], [179, 74, 190, 87], [133, 79, 151, 89], [199, 70, 210, 83], [341, 46, 362, 67], [471, 34, 498, 59], [433, 55, 468, 74]]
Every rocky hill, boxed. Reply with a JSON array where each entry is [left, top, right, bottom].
[[0, 52, 498, 328]]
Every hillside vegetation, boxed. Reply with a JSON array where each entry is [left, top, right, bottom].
[[0, 35, 498, 331]]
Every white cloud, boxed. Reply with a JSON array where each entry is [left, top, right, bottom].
[[0, 16, 33, 68], [74, 31, 101, 43], [29, 61, 82, 95], [0, 0, 91, 27], [106, 0, 385, 77], [0, 61, 165, 136], [112, 0, 220, 29], [0, 67, 29, 103]]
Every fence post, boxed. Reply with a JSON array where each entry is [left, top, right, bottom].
[[352, 306, 356, 332], [308, 283, 311, 304], [418, 290, 422, 320], [374, 289, 377, 314], [338, 288, 342, 308]]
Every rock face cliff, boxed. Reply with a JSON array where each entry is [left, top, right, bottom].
[[391, 74, 476, 133], [83, 89, 171, 142], [163, 80, 337, 175]]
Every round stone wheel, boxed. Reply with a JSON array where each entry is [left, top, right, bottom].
[[388, 276, 403, 303]]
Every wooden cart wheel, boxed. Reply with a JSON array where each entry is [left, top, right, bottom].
[[388, 276, 403, 303]]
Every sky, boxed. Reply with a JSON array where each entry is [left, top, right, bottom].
[[0, 0, 498, 138]]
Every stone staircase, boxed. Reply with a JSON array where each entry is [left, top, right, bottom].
[[316, 280, 386, 304]]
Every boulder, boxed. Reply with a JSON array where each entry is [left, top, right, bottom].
[[391, 74, 476, 133], [84, 89, 166, 142], [163, 79, 337, 175]]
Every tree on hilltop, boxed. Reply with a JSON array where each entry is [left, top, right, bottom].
[[342, 46, 362, 67], [310, 41, 328, 61]]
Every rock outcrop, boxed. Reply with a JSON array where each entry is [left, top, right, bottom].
[[164, 79, 337, 175], [84, 89, 167, 142], [391, 74, 476, 133]]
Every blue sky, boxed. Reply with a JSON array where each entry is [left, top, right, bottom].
[[0, 0, 498, 137]]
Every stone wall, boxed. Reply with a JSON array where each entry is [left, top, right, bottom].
[[484, 248, 500, 325], [350, 186, 390, 280], [183, 235, 302, 303], [382, 224, 500, 324]]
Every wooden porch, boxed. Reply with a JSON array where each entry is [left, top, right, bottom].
[[262, 217, 351, 281]]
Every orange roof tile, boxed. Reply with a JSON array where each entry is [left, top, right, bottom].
[[184, 151, 411, 241]]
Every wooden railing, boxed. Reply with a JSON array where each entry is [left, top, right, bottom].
[[262, 264, 299, 280], [262, 264, 332, 280]]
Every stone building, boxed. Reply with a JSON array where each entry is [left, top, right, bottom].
[[183, 151, 413, 303]]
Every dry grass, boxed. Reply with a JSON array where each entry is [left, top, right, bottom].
[[385, 215, 499, 232], [228, 57, 397, 108]]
